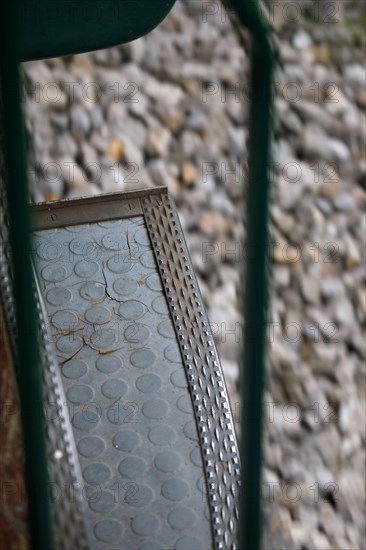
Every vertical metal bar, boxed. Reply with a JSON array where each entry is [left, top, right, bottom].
[[225, 1, 274, 548], [0, 2, 53, 549]]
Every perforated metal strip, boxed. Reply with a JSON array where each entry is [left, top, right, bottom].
[[33, 270, 90, 550], [142, 192, 241, 550], [0, 127, 88, 549]]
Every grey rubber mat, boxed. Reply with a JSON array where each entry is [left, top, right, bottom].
[[32, 188, 240, 550]]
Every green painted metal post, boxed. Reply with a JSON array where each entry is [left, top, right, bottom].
[[226, 0, 274, 549], [0, 2, 54, 549]]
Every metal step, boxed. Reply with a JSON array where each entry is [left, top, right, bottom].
[[32, 187, 240, 550]]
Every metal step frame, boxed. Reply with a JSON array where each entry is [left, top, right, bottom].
[[31, 187, 241, 550]]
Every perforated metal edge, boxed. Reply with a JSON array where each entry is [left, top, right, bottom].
[[0, 167, 88, 549], [32, 266, 90, 549], [141, 192, 241, 550]]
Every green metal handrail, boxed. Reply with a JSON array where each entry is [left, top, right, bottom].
[[0, 0, 274, 548], [0, 2, 53, 549], [229, 1, 274, 549]]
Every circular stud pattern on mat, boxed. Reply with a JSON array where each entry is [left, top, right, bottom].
[[183, 420, 197, 441], [119, 456, 146, 479], [119, 300, 146, 320], [161, 479, 189, 501], [78, 436, 105, 458], [83, 463, 111, 484], [134, 227, 150, 246], [94, 519, 122, 543], [72, 409, 100, 431], [47, 287, 72, 306], [177, 395, 192, 414], [127, 484, 153, 508], [113, 276, 138, 296], [168, 507, 196, 530], [107, 256, 132, 273], [175, 536, 203, 549], [170, 369, 187, 389], [85, 305, 111, 324], [139, 250, 156, 268], [34, 219, 215, 550], [132, 513, 160, 536], [145, 272, 161, 292], [41, 264, 68, 282], [190, 447, 202, 468], [56, 335, 83, 354], [79, 281, 105, 302], [37, 242, 61, 261], [164, 344, 181, 363], [88, 490, 116, 513], [74, 260, 99, 278], [67, 384, 93, 404], [52, 310, 78, 329], [136, 373, 161, 393], [148, 425, 175, 446], [102, 233, 125, 250], [124, 324, 150, 345], [62, 358, 88, 379], [154, 451, 181, 474], [130, 348, 156, 369], [152, 296, 167, 315], [142, 398, 168, 420], [87, 327, 117, 350], [96, 355, 121, 374], [101, 379, 128, 400], [112, 430, 140, 452], [158, 319, 175, 339]]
